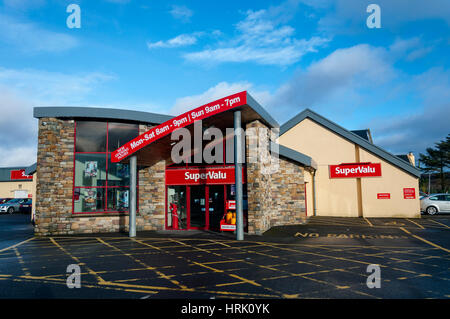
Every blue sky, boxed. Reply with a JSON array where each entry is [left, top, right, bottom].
[[0, 0, 449, 166]]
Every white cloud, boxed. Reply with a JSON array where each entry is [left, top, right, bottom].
[[0, 67, 115, 104], [147, 33, 201, 49], [0, 14, 78, 53], [0, 67, 115, 166], [184, 4, 329, 66], [185, 37, 328, 66], [270, 43, 394, 114], [170, 81, 271, 115], [169, 5, 193, 22]]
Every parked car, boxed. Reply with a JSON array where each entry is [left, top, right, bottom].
[[0, 198, 31, 214], [19, 198, 32, 213], [420, 193, 450, 215], [419, 191, 428, 199], [0, 198, 13, 204]]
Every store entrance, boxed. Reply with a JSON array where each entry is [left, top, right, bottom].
[[166, 185, 226, 231]]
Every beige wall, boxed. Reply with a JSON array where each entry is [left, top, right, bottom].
[[279, 118, 420, 218], [359, 149, 420, 218], [0, 180, 34, 198]]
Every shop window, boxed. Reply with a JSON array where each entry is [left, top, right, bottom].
[[74, 153, 107, 187], [108, 123, 139, 151], [75, 121, 107, 153], [107, 188, 130, 212], [74, 188, 105, 213], [107, 158, 130, 187], [73, 121, 138, 214]]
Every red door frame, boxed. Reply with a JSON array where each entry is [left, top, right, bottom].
[[166, 184, 230, 231]]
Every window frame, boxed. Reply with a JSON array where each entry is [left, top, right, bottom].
[[72, 120, 139, 215]]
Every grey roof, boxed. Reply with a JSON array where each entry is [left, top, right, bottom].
[[34, 107, 173, 125], [270, 142, 317, 169], [350, 129, 373, 143], [0, 167, 33, 182], [280, 108, 421, 178], [25, 163, 37, 175], [246, 92, 279, 128]]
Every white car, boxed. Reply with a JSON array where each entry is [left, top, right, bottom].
[[420, 193, 450, 215]]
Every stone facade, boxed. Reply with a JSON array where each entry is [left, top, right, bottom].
[[35, 118, 306, 236], [246, 120, 306, 235], [35, 119, 166, 235]]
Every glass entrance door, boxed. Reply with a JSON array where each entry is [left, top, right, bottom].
[[189, 185, 206, 228], [208, 185, 225, 231]]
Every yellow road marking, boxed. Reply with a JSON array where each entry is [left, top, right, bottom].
[[49, 237, 106, 283], [407, 219, 425, 229], [96, 238, 188, 290], [400, 227, 450, 253], [364, 218, 374, 227], [0, 237, 34, 253], [428, 219, 450, 229]]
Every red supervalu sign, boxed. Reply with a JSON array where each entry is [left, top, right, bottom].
[[10, 169, 33, 180], [111, 91, 248, 163], [329, 162, 382, 178], [165, 167, 246, 186], [403, 188, 416, 199], [377, 193, 390, 199]]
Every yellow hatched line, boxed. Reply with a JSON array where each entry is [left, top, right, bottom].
[[427, 219, 450, 229], [400, 228, 450, 253], [49, 237, 106, 284], [364, 217, 374, 227], [0, 237, 34, 253], [407, 219, 425, 229], [96, 238, 188, 290]]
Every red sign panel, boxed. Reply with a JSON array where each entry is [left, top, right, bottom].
[[165, 167, 245, 186], [226, 200, 236, 210], [377, 193, 390, 199], [329, 162, 382, 178], [10, 170, 33, 180], [111, 91, 247, 163], [403, 188, 416, 199]]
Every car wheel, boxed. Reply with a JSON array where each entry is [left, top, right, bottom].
[[7, 207, 14, 214], [426, 206, 437, 215]]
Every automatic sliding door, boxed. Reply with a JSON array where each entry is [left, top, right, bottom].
[[189, 185, 206, 228]]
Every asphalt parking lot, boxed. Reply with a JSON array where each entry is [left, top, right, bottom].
[[0, 214, 449, 299]]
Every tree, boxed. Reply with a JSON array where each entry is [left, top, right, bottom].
[[419, 134, 450, 192]]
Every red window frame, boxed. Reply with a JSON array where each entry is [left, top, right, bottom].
[[72, 121, 139, 215]]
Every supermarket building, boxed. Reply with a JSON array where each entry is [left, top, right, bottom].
[[30, 91, 421, 236]]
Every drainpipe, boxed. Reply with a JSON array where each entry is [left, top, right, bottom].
[[312, 169, 317, 217]]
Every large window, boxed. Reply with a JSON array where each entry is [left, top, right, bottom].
[[73, 121, 139, 214]]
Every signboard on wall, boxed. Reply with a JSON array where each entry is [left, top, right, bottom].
[[377, 193, 390, 199], [10, 169, 33, 180], [329, 162, 382, 178], [403, 188, 416, 199], [111, 91, 247, 163], [166, 167, 246, 185]]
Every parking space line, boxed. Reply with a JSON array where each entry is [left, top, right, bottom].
[[96, 238, 189, 290], [0, 237, 34, 253], [49, 237, 106, 284], [428, 219, 450, 229], [400, 227, 450, 253], [364, 217, 374, 227], [406, 219, 425, 229]]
